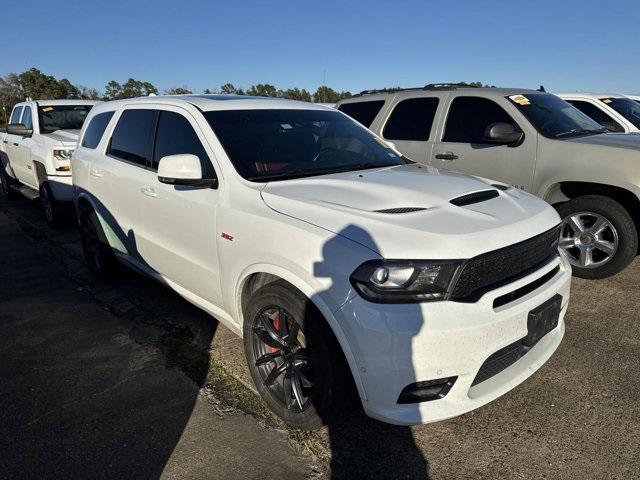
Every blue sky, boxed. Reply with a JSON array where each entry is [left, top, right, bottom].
[[4, 0, 640, 94]]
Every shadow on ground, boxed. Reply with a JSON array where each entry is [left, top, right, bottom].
[[0, 197, 309, 479]]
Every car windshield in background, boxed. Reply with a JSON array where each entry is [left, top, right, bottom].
[[38, 105, 93, 133], [508, 93, 607, 139], [600, 97, 640, 129], [204, 109, 407, 181]]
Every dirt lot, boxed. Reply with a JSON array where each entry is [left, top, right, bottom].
[[1, 196, 638, 479]]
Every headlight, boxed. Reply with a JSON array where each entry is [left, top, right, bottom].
[[53, 148, 74, 160], [350, 260, 462, 303]]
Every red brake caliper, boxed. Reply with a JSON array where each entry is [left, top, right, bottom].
[[267, 312, 280, 354]]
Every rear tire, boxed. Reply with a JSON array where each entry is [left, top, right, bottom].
[[243, 280, 353, 430], [78, 205, 120, 279], [0, 166, 18, 200], [557, 195, 637, 279], [39, 182, 66, 227]]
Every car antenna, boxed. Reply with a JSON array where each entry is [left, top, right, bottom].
[[537, 85, 546, 92]]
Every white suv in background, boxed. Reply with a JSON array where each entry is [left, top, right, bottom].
[[0, 100, 99, 224], [557, 93, 640, 134], [72, 95, 571, 429]]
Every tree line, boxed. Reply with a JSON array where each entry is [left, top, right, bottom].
[[0, 67, 494, 124]]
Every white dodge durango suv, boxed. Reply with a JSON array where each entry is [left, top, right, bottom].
[[72, 95, 571, 429]]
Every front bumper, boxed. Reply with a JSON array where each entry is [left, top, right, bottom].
[[336, 255, 571, 425]]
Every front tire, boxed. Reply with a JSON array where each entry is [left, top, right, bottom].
[[557, 195, 637, 279], [78, 205, 119, 279], [39, 182, 65, 227], [243, 280, 352, 430]]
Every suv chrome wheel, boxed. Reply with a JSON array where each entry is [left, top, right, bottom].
[[559, 211, 618, 268], [251, 306, 314, 412]]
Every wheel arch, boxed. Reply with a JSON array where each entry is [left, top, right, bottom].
[[33, 161, 48, 187], [543, 181, 640, 242], [235, 264, 367, 401]]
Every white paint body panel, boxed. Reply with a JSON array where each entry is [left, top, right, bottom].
[[72, 95, 570, 425]]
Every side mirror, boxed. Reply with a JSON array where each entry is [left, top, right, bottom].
[[484, 122, 524, 146], [7, 123, 33, 137], [157, 154, 218, 188]]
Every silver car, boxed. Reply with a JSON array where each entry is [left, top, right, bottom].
[[336, 85, 640, 279]]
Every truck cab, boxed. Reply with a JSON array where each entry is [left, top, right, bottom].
[[1, 100, 99, 225], [557, 93, 640, 134]]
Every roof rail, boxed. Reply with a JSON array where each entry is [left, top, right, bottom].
[[423, 83, 479, 90], [353, 87, 424, 97], [353, 83, 485, 97]]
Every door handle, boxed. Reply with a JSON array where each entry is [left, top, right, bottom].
[[2, 140, 7, 144], [141, 186, 157, 198], [89, 169, 103, 178], [12, 143, 19, 147], [434, 152, 459, 161]]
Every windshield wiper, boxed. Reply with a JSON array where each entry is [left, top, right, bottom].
[[554, 128, 607, 138], [247, 163, 399, 182]]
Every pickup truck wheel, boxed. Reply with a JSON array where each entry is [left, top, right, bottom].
[[39, 182, 65, 227], [79, 206, 119, 279], [243, 280, 352, 430], [557, 195, 637, 279], [0, 167, 18, 200]]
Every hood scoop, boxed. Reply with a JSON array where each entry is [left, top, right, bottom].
[[450, 189, 499, 207], [374, 207, 427, 214]]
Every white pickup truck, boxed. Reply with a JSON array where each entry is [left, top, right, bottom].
[[0, 100, 99, 225]]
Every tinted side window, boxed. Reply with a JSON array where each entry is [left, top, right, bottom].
[[443, 97, 519, 143], [108, 109, 158, 166], [9, 106, 23, 125], [81, 111, 115, 149], [338, 101, 384, 127], [152, 111, 214, 176], [566, 100, 624, 133], [383, 98, 439, 141], [21, 107, 33, 129]]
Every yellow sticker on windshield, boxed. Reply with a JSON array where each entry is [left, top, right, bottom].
[[41, 107, 54, 112], [509, 95, 530, 106], [602, 98, 613, 104]]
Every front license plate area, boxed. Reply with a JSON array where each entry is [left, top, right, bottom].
[[525, 294, 562, 347]]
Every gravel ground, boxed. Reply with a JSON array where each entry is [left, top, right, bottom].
[[1, 195, 638, 479]]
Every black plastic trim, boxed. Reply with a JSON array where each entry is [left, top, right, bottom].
[[398, 377, 457, 404]]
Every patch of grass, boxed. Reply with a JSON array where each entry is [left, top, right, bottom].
[[157, 325, 330, 473]]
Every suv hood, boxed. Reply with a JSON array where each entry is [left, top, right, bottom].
[[261, 164, 560, 259], [37, 129, 80, 147], [566, 132, 640, 151]]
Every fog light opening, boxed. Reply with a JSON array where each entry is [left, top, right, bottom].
[[397, 377, 457, 404]]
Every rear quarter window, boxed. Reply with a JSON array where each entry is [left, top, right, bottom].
[[338, 100, 384, 127], [81, 111, 115, 149]]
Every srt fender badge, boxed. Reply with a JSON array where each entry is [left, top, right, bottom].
[[221, 232, 234, 241]]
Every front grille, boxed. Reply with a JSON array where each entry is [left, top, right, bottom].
[[451, 225, 561, 301]]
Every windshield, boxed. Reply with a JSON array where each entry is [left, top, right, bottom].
[[38, 105, 93, 134], [600, 97, 640, 129], [204, 109, 407, 181], [507, 93, 606, 139]]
